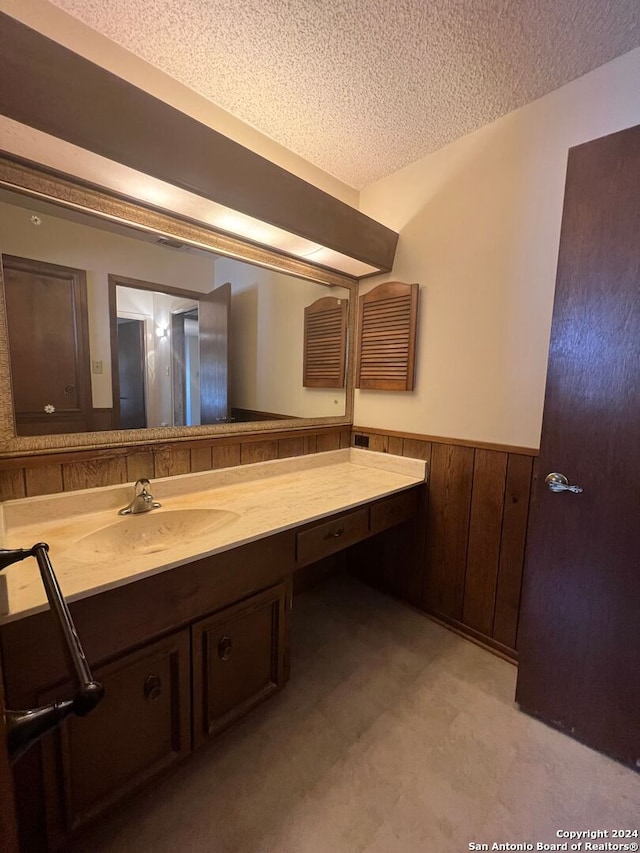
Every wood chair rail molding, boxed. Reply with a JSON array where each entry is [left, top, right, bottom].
[[352, 425, 539, 457]]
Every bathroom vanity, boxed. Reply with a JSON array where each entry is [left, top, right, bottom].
[[0, 448, 425, 850]]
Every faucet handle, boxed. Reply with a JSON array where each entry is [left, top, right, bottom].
[[134, 478, 151, 494], [135, 478, 161, 509], [118, 478, 160, 515]]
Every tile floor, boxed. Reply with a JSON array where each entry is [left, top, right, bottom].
[[75, 574, 640, 852]]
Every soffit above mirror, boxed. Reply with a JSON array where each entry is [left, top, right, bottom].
[[0, 13, 399, 279], [0, 118, 377, 279]]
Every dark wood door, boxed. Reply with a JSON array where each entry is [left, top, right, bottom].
[[2, 255, 93, 435], [516, 124, 640, 768], [171, 311, 187, 426], [192, 584, 286, 746], [199, 282, 230, 424], [117, 318, 147, 429]]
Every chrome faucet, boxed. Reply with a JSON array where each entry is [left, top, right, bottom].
[[118, 479, 162, 516]]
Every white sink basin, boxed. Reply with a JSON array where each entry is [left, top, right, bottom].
[[74, 508, 239, 559]]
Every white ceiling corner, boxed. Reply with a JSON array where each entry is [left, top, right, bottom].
[[39, 0, 640, 189]]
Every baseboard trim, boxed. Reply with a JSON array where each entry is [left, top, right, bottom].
[[424, 609, 519, 665]]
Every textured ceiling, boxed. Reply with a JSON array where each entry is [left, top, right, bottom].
[[48, 0, 640, 189]]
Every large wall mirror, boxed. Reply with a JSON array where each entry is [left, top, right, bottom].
[[0, 158, 357, 455]]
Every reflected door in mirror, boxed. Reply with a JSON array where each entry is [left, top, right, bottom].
[[117, 319, 147, 429], [2, 255, 93, 435], [199, 283, 230, 424]]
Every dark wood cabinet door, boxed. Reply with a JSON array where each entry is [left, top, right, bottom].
[[0, 660, 19, 853], [192, 585, 287, 746], [2, 255, 93, 435], [40, 630, 190, 843]]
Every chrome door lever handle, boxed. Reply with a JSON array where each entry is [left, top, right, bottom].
[[545, 472, 583, 494]]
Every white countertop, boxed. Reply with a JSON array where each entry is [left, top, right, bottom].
[[0, 449, 426, 624]]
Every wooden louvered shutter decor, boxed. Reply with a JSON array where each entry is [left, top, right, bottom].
[[303, 296, 348, 388], [356, 281, 419, 391]]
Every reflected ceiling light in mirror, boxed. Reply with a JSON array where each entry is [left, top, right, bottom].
[[0, 117, 379, 278], [214, 212, 323, 257], [302, 247, 376, 278]]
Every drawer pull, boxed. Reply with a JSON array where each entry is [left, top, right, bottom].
[[143, 674, 162, 702], [218, 635, 233, 661], [323, 527, 345, 541]]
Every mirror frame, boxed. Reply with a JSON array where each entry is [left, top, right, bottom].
[[0, 155, 357, 457]]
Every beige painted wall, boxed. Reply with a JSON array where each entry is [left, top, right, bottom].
[[357, 47, 640, 450], [0, 0, 358, 207], [216, 256, 349, 419]]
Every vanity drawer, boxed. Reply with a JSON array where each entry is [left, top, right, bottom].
[[369, 488, 419, 535], [296, 507, 369, 566]]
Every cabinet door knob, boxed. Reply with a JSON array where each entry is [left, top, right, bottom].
[[143, 674, 162, 702], [218, 635, 233, 661]]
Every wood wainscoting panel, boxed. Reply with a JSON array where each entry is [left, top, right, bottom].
[[309, 432, 335, 453], [241, 440, 279, 465], [24, 465, 64, 498], [62, 457, 128, 492], [492, 454, 533, 650], [152, 448, 191, 479], [278, 437, 306, 459], [401, 438, 432, 463], [423, 443, 475, 621], [350, 427, 537, 661], [125, 452, 154, 483], [387, 435, 403, 456], [462, 449, 509, 636], [367, 433, 389, 453], [304, 435, 318, 455], [189, 447, 213, 473], [0, 470, 25, 501], [211, 444, 242, 470]]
